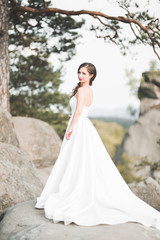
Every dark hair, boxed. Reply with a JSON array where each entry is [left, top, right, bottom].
[[71, 62, 97, 97]]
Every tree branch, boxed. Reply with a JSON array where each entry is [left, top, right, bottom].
[[43, 0, 48, 8], [14, 24, 39, 56], [93, 15, 118, 41], [125, 13, 144, 44], [10, 5, 160, 60], [9, 0, 18, 6]]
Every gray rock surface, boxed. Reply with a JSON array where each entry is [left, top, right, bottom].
[[124, 109, 160, 163], [138, 81, 160, 99], [129, 177, 160, 211], [0, 200, 160, 240], [37, 166, 53, 186], [13, 116, 62, 168], [115, 71, 160, 180], [153, 170, 160, 185], [114, 108, 160, 179], [0, 107, 19, 146], [138, 71, 160, 115], [140, 98, 160, 115], [0, 143, 43, 214]]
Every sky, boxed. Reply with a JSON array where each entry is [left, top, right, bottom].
[[50, 0, 160, 117]]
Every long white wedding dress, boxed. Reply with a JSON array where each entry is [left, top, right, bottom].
[[35, 96, 160, 229]]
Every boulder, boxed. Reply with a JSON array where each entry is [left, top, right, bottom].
[[0, 107, 19, 146], [129, 177, 160, 211], [13, 117, 62, 168], [0, 142, 43, 214], [37, 166, 53, 186], [0, 200, 160, 240]]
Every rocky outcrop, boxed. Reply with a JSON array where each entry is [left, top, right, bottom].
[[123, 108, 160, 163], [140, 98, 160, 115], [115, 71, 160, 180], [0, 200, 160, 240], [114, 108, 160, 177], [0, 107, 19, 146], [138, 71, 160, 115], [13, 117, 62, 168], [0, 142, 43, 214], [129, 177, 160, 211]]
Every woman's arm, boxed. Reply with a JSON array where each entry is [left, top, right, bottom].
[[66, 87, 84, 140]]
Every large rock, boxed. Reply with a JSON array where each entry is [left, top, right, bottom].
[[0, 200, 160, 240], [37, 166, 53, 186], [123, 109, 160, 163], [0, 107, 19, 146], [140, 98, 160, 115], [129, 177, 160, 211], [138, 82, 160, 99], [138, 71, 160, 115], [13, 117, 62, 168], [115, 71, 160, 180], [114, 108, 160, 179], [142, 71, 160, 87], [0, 143, 43, 214]]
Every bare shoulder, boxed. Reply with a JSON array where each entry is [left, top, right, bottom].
[[77, 87, 85, 96], [85, 86, 93, 97], [77, 86, 93, 102]]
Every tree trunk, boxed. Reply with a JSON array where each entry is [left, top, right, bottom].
[[0, 0, 10, 111]]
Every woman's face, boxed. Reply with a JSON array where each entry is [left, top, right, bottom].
[[78, 67, 93, 85]]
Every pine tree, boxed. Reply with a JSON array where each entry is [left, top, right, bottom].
[[9, 7, 84, 138]]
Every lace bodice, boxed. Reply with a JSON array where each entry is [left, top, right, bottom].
[[69, 96, 91, 117]]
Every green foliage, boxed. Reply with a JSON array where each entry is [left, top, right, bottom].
[[9, 1, 85, 61], [9, 3, 85, 138], [116, 153, 142, 183], [125, 69, 139, 98], [149, 60, 159, 72], [90, 0, 159, 56], [125, 68, 140, 117], [91, 119, 126, 158], [7, 0, 160, 60], [9, 54, 70, 138]]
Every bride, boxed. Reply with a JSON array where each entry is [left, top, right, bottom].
[[35, 62, 160, 230]]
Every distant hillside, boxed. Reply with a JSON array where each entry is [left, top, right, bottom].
[[91, 119, 127, 158], [90, 116, 136, 129], [89, 106, 139, 120]]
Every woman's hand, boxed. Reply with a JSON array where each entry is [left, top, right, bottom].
[[66, 129, 73, 140]]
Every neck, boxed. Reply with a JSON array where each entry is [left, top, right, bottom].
[[81, 82, 89, 87]]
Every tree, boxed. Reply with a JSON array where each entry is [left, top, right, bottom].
[[0, 0, 159, 111], [9, 3, 84, 137], [0, 0, 10, 111], [10, 54, 70, 138], [9, 1, 84, 62], [9, 0, 160, 58]]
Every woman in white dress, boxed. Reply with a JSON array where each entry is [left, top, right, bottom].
[[35, 62, 160, 230]]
